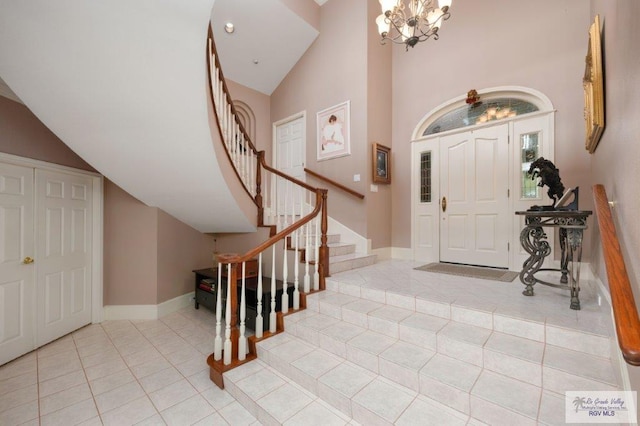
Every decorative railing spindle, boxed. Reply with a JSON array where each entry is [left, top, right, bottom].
[[223, 262, 232, 365], [282, 238, 289, 314], [213, 263, 223, 361], [255, 253, 263, 338], [314, 217, 320, 290], [293, 227, 300, 310], [270, 246, 277, 333], [238, 262, 247, 361]]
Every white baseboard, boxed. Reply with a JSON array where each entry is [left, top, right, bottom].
[[158, 292, 195, 318], [371, 246, 392, 260], [391, 247, 414, 260], [103, 292, 195, 321], [103, 304, 158, 321]]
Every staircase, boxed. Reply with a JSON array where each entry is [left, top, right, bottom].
[[222, 261, 620, 425], [289, 230, 377, 276]]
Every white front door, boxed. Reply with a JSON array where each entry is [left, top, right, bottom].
[[274, 114, 306, 217], [440, 124, 509, 268], [0, 163, 36, 365], [36, 170, 93, 347]]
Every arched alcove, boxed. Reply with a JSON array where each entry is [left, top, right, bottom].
[[233, 100, 256, 142]]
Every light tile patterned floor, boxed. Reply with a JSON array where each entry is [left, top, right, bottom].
[[0, 307, 260, 426], [0, 259, 618, 425]]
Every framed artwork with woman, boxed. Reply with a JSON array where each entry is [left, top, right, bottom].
[[317, 101, 351, 161]]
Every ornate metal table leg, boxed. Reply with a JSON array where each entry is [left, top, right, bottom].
[[567, 228, 584, 310], [559, 228, 569, 284], [519, 224, 550, 296]]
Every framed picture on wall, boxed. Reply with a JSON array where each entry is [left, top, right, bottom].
[[584, 14, 605, 154], [372, 142, 391, 184], [317, 101, 351, 161]]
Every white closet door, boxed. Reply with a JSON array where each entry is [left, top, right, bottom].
[[36, 169, 92, 347], [0, 163, 35, 365]]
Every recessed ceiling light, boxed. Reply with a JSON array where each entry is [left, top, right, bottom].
[[224, 22, 234, 34]]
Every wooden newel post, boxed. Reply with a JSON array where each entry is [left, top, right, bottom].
[[319, 189, 329, 288], [256, 151, 264, 226]]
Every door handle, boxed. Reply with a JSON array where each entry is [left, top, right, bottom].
[[442, 196, 447, 213], [23, 256, 34, 264]]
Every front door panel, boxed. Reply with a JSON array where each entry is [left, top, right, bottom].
[[440, 124, 509, 268]]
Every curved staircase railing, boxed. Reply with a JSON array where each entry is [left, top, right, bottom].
[[205, 26, 329, 388]]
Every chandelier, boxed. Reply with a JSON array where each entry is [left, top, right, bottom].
[[376, 0, 452, 50]]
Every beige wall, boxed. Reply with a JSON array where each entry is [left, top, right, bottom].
[[104, 180, 158, 305], [0, 97, 95, 171], [157, 209, 217, 302], [1, 95, 218, 307], [390, 0, 592, 256], [103, 181, 218, 305], [588, 0, 640, 389], [271, 0, 369, 238], [366, 0, 392, 249]]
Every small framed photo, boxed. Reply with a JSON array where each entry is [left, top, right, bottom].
[[317, 101, 350, 161], [372, 142, 391, 184]]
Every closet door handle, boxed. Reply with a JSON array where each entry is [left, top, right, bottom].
[[442, 196, 447, 213], [23, 256, 35, 264]]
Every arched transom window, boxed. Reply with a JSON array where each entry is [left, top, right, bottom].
[[423, 98, 539, 136]]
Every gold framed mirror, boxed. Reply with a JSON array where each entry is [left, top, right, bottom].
[[584, 15, 605, 154]]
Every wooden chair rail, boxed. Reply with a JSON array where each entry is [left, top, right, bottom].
[[593, 184, 640, 365], [304, 168, 365, 200]]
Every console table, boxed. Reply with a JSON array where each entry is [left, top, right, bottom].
[[515, 210, 592, 310]]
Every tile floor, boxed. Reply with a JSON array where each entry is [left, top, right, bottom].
[[0, 259, 618, 425], [0, 307, 261, 426]]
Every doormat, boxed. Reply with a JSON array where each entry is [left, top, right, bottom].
[[414, 263, 519, 282]]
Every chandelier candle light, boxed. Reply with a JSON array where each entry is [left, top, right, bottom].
[[376, 0, 452, 50]]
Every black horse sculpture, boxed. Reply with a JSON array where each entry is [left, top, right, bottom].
[[527, 157, 565, 210]]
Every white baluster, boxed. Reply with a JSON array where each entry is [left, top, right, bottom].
[[249, 151, 255, 196], [293, 227, 300, 310], [213, 262, 223, 361], [282, 238, 289, 314], [238, 262, 247, 361], [301, 189, 310, 293], [290, 180, 295, 227], [283, 179, 288, 229], [314, 217, 320, 291], [255, 253, 263, 338], [304, 218, 310, 293], [270, 174, 276, 226], [270, 245, 277, 333], [223, 263, 232, 365]]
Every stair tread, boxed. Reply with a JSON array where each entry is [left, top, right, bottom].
[[221, 259, 619, 426]]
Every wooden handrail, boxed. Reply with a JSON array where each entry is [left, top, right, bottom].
[[207, 27, 257, 155], [593, 184, 640, 365], [218, 189, 326, 265], [305, 168, 365, 200]]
